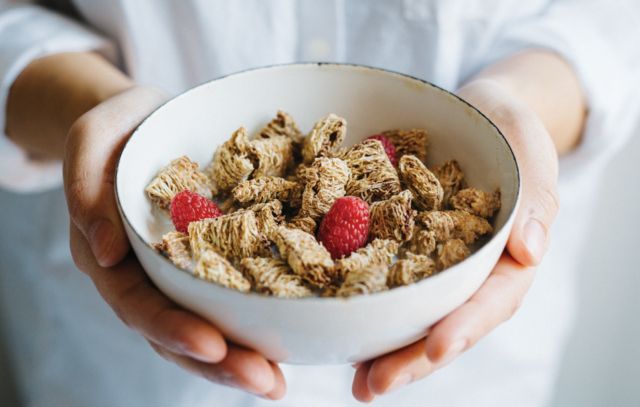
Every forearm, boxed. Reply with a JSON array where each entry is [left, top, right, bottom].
[[5, 52, 133, 159], [462, 49, 587, 155]]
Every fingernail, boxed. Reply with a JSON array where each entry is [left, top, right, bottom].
[[437, 339, 467, 367], [88, 219, 115, 267], [386, 373, 412, 393], [524, 219, 547, 263]]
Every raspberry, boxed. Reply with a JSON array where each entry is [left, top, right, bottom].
[[317, 196, 370, 259], [366, 134, 398, 166], [170, 190, 223, 233]]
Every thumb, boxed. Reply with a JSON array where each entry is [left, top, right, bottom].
[[63, 86, 167, 267], [458, 80, 560, 267], [506, 127, 560, 267]]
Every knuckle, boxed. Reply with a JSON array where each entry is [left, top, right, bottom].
[[66, 175, 91, 222], [538, 185, 560, 218]]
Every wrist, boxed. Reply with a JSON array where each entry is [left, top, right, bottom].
[[6, 52, 134, 159]]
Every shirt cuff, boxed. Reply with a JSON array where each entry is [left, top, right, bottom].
[[0, 4, 115, 193]]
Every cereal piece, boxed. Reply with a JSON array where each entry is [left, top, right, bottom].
[[448, 210, 493, 244], [240, 257, 313, 298], [336, 263, 389, 297], [343, 140, 401, 203], [256, 110, 304, 145], [232, 176, 299, 206], [301, 114, 347, 164], [416, 211, 456, 242], [273, 226, 335, 289], [208, 127, 256, 192], [334, 239, 399, 282], [194, 249, 251, 292], [433, 160, 467, 205], [145, 156, 213, 210], [404, 228, 437, 256], [369, 190, 416, 242], [319, 284, 339, 298], [287, 216, 317, 235], [450, 188, 501, 219], [436, 239, 470, 270], [152, 231, 192, 271], [381, 128, 429, 163], [188, 209, 270, 260], [247, 200, 284, 240], [297, 157, 350, 219], [398, 155, 443, 210], [410, 210, 492, 250], [387, 253, 436, 287], [251, 134, 294, 178]]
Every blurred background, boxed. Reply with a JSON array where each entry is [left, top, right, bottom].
[[1, 124, 638, 406]]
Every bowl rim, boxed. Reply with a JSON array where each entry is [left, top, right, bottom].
[[115, 62, 521, 305]]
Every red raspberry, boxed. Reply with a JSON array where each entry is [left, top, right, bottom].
[[170, 190, 222, 233], [317, 196, 370, 259], [366, 134, 397, 166]]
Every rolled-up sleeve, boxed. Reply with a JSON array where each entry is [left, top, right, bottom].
[[0, 2, 114, 193], [485, 0, 640, 174]]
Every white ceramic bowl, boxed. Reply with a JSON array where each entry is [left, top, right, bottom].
[[116, 63, 520, 365]]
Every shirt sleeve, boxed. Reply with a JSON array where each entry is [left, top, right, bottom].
[[484, 0, 640, 177], [0, 2, 115, 193]]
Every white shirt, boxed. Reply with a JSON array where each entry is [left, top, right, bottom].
[[1, 1, 639, 406]]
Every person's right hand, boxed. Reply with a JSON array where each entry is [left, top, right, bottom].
[[63, 86, 286, 399]]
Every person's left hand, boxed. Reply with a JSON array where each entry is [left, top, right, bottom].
[[351, 79, 560, 402]]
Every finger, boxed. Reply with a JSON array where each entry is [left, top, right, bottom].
[[366, 340, 431, 395], [264, 361, 287, 400], [459, 83, 559, 266], [63, 86, 167, 267], [70, 223, 226, 362], [352, 361, 375, 403], [425, 254, 534, 363], [151, 343, 280, 396], [503, 112, 559, 267]]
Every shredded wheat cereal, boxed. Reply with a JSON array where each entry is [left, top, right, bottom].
[[297, 157, 350, 219], [240, 257, 313, 298], [145, 156, 213, 209], [188, 210, 270, 261], [334, 239, 399, 282], [382, 128, 429, 163], [343, 140, 401, 203], [194, 249, 251, 292], [232, 176, 299, 206], [448, 210, 493, 244], [207, 127, 256, 192], [450, 188, 501, 219], [273, 226, 335, 289], [336, 263, 389, 297], [147, 112, 501, 297], [433, 160, 467, 205], [301, 114, 347, 164], [369, 190, 416, 241], [387, 253, 436, 287], [436, 239, 470, 270], [287, 216, 317, 235], [251, 135, 294, 178], [398, 155, 443, 210], [247, 200, 284, 241], [256, 110, 304, 145], [153, 231, 193, 271]]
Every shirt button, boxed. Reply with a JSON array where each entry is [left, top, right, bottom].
[[307, 38, 331, 59]]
